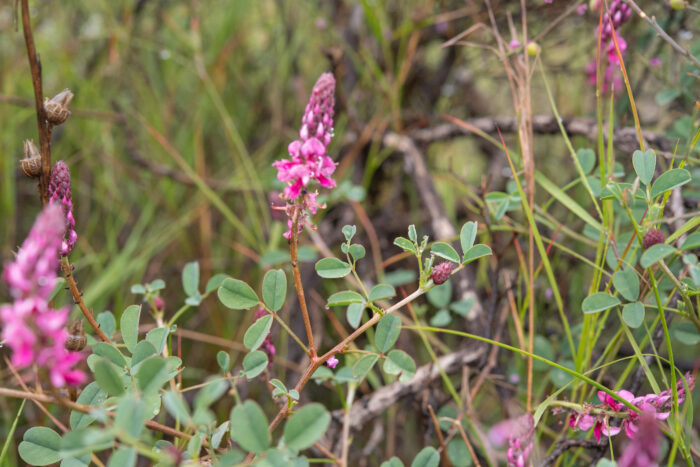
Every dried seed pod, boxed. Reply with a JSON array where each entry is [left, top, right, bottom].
[[20, 140, 41, 178], [44, 89, 74, 126], [65, 320, 87, 351]]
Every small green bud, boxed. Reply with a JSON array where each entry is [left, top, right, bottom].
[[670, 0, 685, 10], [527, 42, 541, 56]]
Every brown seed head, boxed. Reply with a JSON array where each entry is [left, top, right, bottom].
[[20, 140, 41, 178], [44, 89, 74, 125]]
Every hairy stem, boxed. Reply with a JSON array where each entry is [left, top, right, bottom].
[[60, 256, 113, 344]]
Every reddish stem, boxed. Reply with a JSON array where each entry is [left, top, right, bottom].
[[20, 0, 51, 205]]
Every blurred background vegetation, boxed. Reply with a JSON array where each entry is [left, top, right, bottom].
[[1, 0, 698, 464]]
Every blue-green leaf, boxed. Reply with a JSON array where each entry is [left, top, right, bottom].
[[650, 169, 691, 198], [243, 315, 273, 351], [283, 404, 331, 451], [182, 261, 200, 297], [375, 314, 401, 353], [262, 269, 286, 312], [582, 292, 620, 314], [368, 284, 396, 302], [230, 401, 269, 454], [315, 258, 351, 278], [218, 279, 259, 310], [632, 150, 656, 186], [431, 242, 460, 264], [640, 244, 676, 268]]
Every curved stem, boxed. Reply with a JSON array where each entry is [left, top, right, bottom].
[[61, 256, 113, 344], [272, 312, 309, 354]]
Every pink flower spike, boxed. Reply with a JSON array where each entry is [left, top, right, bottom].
[[0, 204, 85, 388], [326, 355, 339, 369], [48, 161, 77, 256]]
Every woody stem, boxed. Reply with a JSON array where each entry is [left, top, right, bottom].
[[289, 205, 316, 358]]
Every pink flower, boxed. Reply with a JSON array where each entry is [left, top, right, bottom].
[[48, 161, 77, 256], [577, 4, 588, 15], [649, 57, 661, 67], [618, 411, 661, 467], [566, 375, 695, 442], [607, 37, 627, 64], [509, 39, 521, 50], [0, 205, 85, 387], [489, 414, 534, 467], [273, 73, 337, 201], [326, 355, 339, 369], [273, 73, 337, 238]]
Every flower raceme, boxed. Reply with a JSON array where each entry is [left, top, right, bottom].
[[273, 73, 337, 238], [567, 373, 695, 442], [274, 72, 336, 200], [0, 205, 86, 387], [48, 161, 77, 256]]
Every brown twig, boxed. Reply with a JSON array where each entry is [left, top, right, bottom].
[[0, 386, 192, 440], [289, 207, 316, 358], [60, 256, 113, 344], [427, 404, 451, 467], [20, 0, 51, 205], [413, 115, 675, 156]]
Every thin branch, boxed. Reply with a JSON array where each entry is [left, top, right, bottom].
[[623, 0, 700, 68], [60, 257, 113, 344], [20, 0, 51, 205], [289, 207, 316, 358], [0, 387, 192, 440]]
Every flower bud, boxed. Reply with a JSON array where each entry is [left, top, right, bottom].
[[431, 262, 454, 285], [670, 0, 685, 10], [526, 42, 541, 56], [643, 229, 665, 249], [20, 140, 41, 178], [49, 161, 77, 255], [44, 89, 74, 126]]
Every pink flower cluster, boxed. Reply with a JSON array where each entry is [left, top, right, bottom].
[[618, 410, 661, 467], [48, 161, 77, 256], [273, 73, 337, 238], [584, 0, 631, 94], [1, 205, 86, 387], [273, 72, 337, 201], [568, 373, 695, 442], [489, 414, 534, 467]]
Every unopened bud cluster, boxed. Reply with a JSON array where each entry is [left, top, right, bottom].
[[598, 0, 631, 42], [643, 229, 665, 249], [48, 161, 77, 256], [431, 262, 454, 285]]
